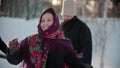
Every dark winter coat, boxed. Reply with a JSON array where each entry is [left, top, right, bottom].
[[7, 35, 85, 68], [61, 16, 92, 64], [0, 37, 7, 54]]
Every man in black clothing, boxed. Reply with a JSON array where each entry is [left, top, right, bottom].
[[61, 0, 93, 68], [0, 37, 7, 54]]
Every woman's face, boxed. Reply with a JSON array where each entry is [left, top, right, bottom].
[[40, 13, 54, 31]]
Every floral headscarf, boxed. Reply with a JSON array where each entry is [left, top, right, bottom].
[[38, 8, 60, 38]]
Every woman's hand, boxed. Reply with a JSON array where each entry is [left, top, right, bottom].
[[9, 38, 21, 54]]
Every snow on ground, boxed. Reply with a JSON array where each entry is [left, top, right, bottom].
[[0, 17, 39, 44], [0, 17, 120, 68]]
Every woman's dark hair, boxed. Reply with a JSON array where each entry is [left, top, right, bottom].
[[41, 8, 55, 17]]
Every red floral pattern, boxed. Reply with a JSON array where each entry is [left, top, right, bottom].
[[27, 34, 48, 68]]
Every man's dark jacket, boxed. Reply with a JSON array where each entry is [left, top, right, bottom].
[[0, 37, 7, 54], [61, 16, 92, 64]]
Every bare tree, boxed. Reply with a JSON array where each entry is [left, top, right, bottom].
[[100, 0, 109, 68]]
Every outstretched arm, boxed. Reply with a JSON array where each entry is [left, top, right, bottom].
[[0, 37, 7, 54], [7, 48, 23, 65], [7, 38, 23, 65]]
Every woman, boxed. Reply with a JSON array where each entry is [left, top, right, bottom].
[[7, 8, 85, 68]]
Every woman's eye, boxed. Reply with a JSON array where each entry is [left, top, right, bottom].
[[48, 19, 53, 21], [41, 20, 45, 22]]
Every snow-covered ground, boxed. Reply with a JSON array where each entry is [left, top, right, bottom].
[[0, 17, 120, 68]]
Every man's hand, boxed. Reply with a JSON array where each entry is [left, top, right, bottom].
[[75, 51, 83, 59]]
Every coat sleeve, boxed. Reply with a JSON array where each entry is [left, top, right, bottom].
[[82, 25, 92, 64], [63, 40, 85, 68], [6, 38, 28, 65], [0, 37, 7, 54], [7, 48, 23, 65], [64, 50, 85, 68]]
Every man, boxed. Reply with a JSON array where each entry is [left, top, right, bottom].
[[60, 0, 93, 68]]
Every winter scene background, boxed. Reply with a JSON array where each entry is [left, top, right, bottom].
[[0, 0, 120, 68], [0, 17, 120, 68]]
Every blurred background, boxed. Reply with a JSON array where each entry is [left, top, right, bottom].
[[0, 0, 120, 19], [0, 0, 120, 68]]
